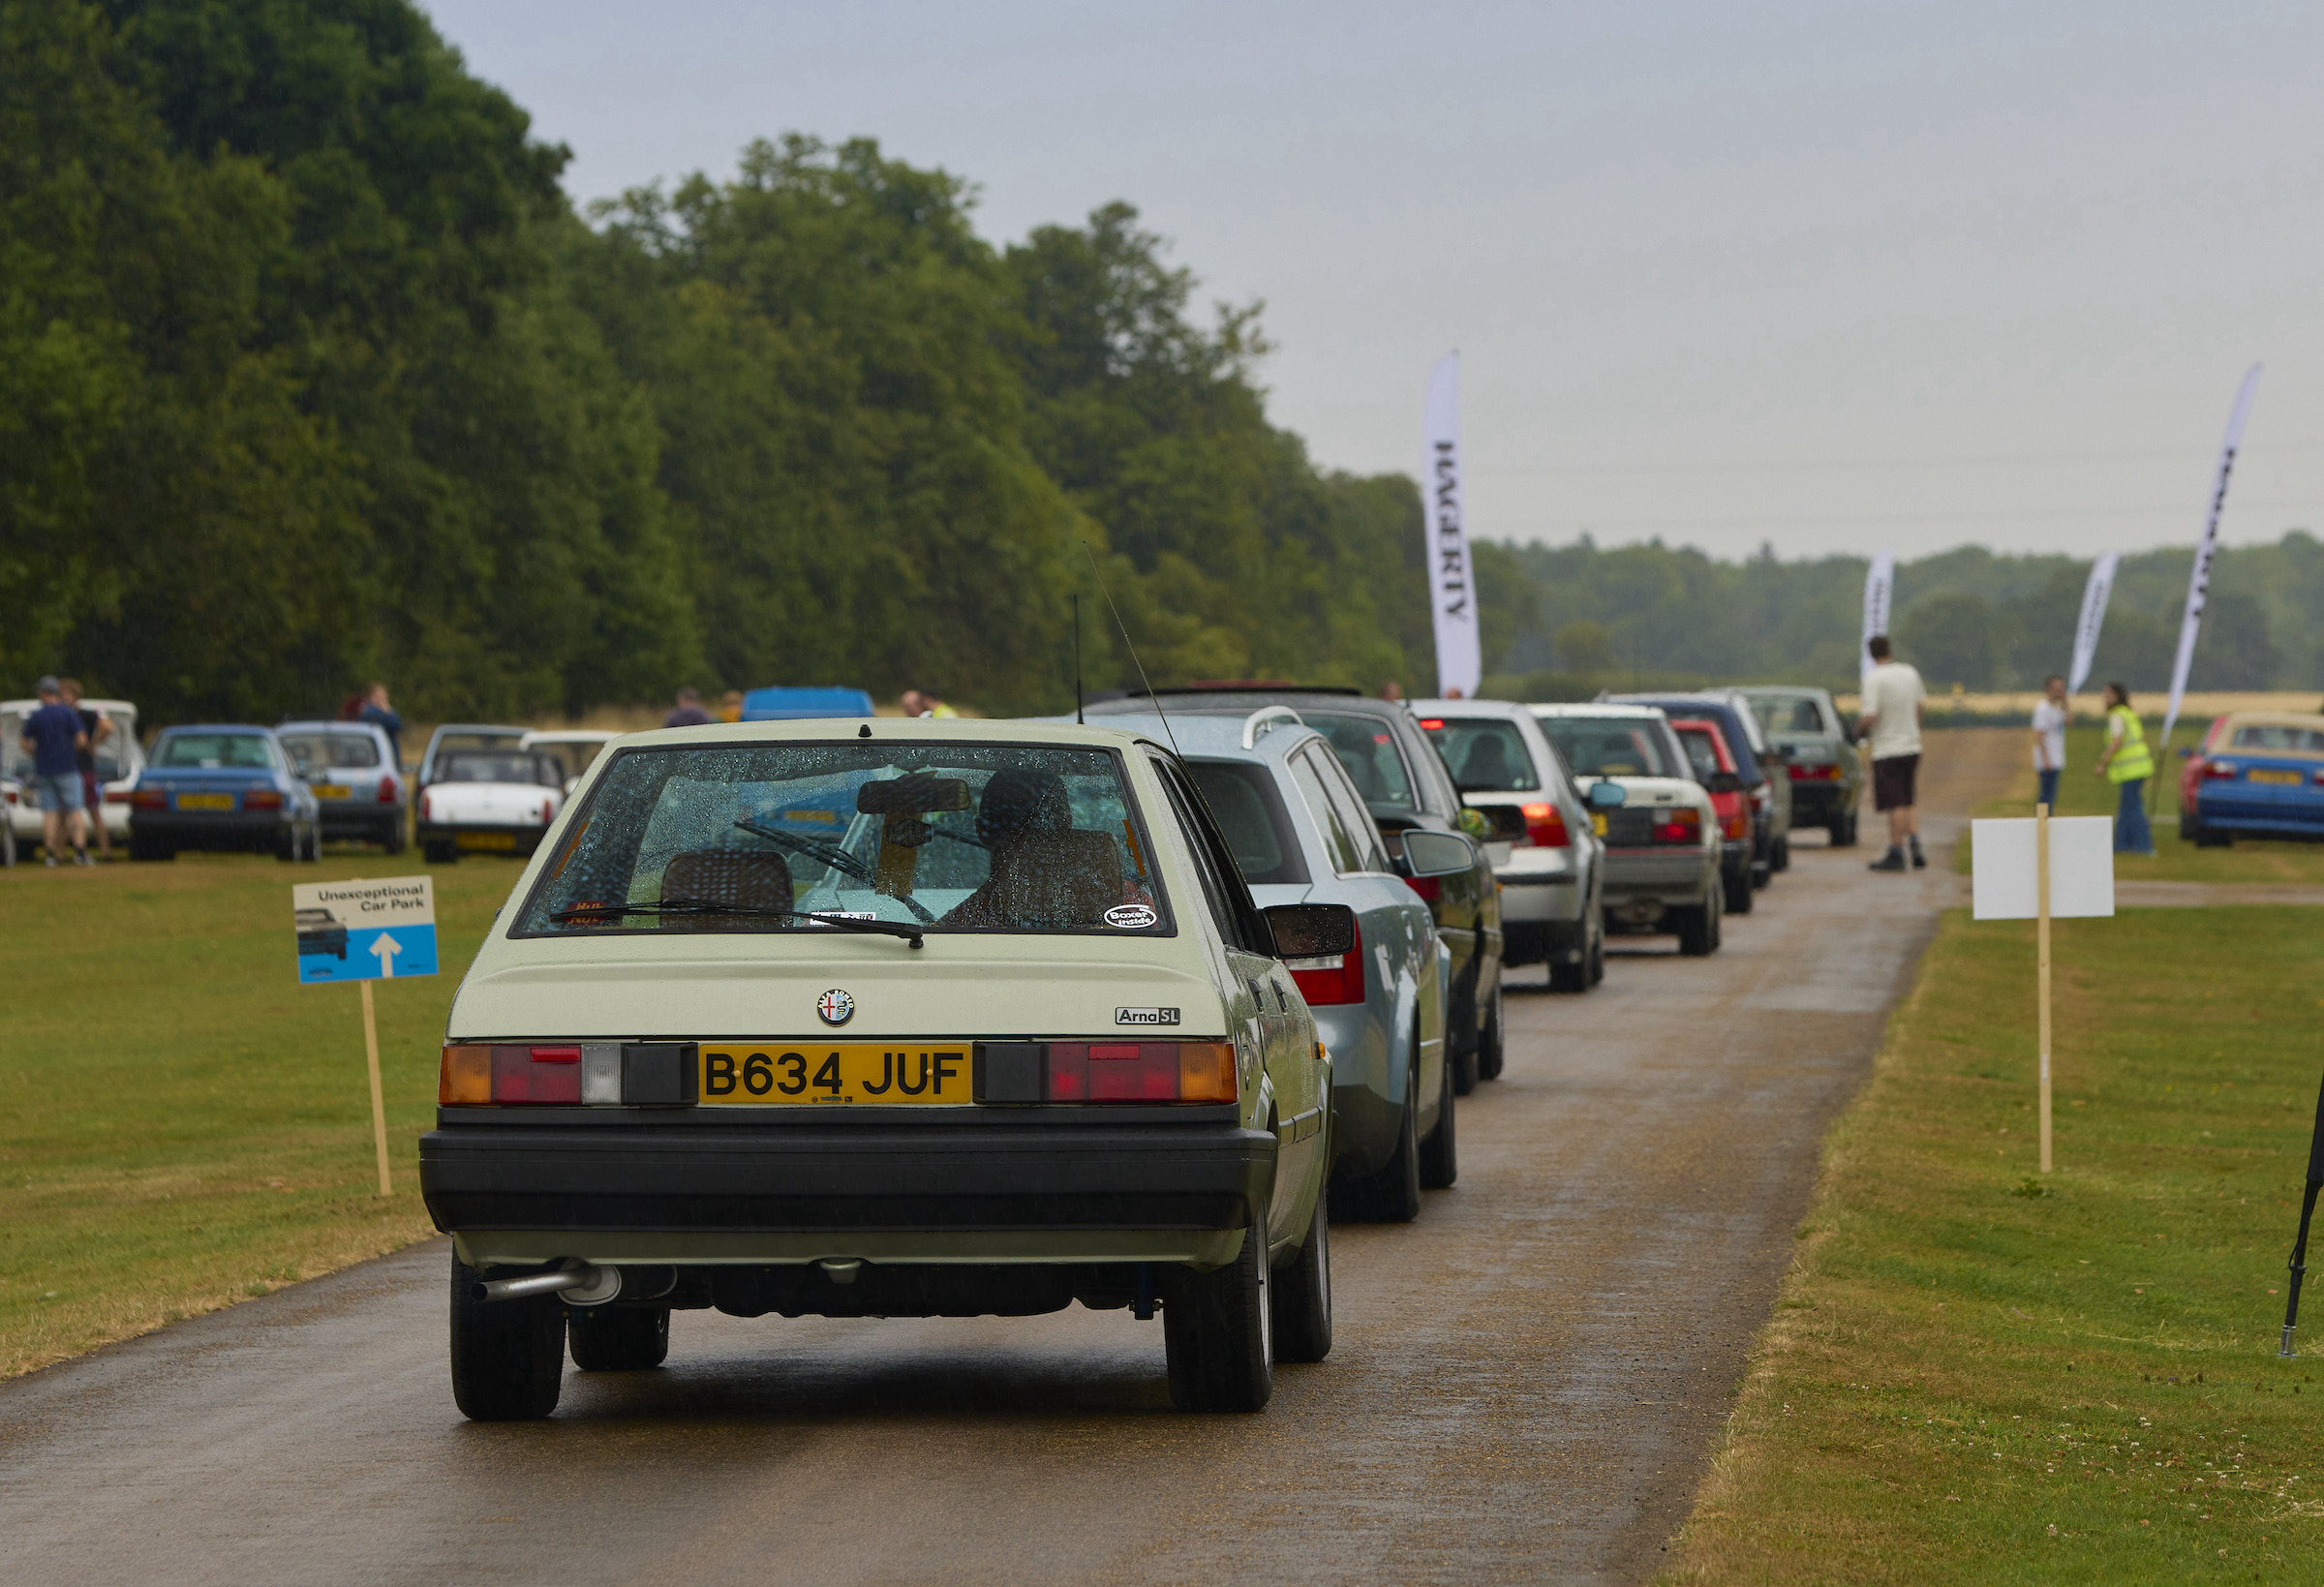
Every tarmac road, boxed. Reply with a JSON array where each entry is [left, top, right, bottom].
[[0, 732, 2018, 1587]]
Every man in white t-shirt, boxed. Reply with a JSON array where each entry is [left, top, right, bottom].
[[2031, 674, 2068, 813], [1856, 635, 1927, 871]]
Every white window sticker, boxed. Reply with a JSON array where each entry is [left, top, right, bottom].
[[1116, 1006, 1181, 1026], [1104, 903, 1159, 930]]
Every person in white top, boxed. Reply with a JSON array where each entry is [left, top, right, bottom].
[[1855, 635, 1927, 871], [2030, 674, 2068, 813]]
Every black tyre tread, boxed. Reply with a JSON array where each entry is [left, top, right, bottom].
[[1165, 1231, 1272, 1411], [1419, 1044, 1457, 1190], [1475, 986, 1505, 1079], [567, 1304, 670, 1371], [1724, 865, 1754, 914], [449, 1257, 564, 1420], [1269, 1189, 1331, 1364]]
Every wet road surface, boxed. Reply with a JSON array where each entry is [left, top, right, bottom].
[[0, 734, 2015, 1586]]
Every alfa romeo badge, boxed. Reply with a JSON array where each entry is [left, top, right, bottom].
[[816, 988, 856, 1027]]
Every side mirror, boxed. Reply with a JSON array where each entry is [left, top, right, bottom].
[[1400, 830, 1476, 878], [1704, 771, 1742, 794], [1264, 902, 1357, 961], [1586, 780, 1628, 809]]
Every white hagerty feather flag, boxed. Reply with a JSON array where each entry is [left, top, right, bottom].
[[1860, 546, 1895, 693], [1422, 353, 1481, 698], [2066, 550, 2119, 696], [2161, 364, 2262, 754]]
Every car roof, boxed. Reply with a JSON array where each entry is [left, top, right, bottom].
[[429, 723, 528, 737], [1089, 689, 1391, 720], [2221, 712, 2324, 730], [278, 719, 384, 733], [519, 729, 623, 744], [598, 717, 1172, 753], [158, 723, 276, 735], [1068, 710, 1320, 765], [1732, 685, 1828, 700], [1408, 698, 1537, 721], [1531, 702, 1671, 719]]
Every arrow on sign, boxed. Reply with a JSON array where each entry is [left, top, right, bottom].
[[370, 932, 402, 980]]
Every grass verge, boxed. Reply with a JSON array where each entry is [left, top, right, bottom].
[[1662, 902, 2324, 1584], [0, 850, 514, 1377], [1956, 723, 2324, 885]]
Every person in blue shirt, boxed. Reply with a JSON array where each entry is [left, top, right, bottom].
[[18, 676, 91, 866], [357, 682, 403, 768]]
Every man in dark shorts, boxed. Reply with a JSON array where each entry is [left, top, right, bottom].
[[1856, 635, 1927, 872], [18, 677, 90, 867], [59, 678, 112, 859]]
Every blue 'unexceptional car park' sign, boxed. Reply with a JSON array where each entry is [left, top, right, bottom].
[[294, 875, 439, 984]]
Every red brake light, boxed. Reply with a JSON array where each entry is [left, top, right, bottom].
[[378, 774, 399, 804], [1788, 762, 1840, 780], [1418, 718, 1446, 731], [1651, 807, 1702, 844], [439, 1044, 583, 1106], [1289, 918, 1366, 1005], [1043, 1042, 1236, 1103], [1519, 801, 1570, 849], [104, 787, 131, 804], [1403, 874, 1440, 902], [243, 789, 283, 810]]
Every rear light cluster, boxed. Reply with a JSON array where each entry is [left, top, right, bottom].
[[2201, 760, 2239, 781], [1519, 801, 1570, 849], [378, 775, 399, 804], [1651, 807, 1703, 844], [1039, 1042, 1237, 1103], [105, 787, 131, 804], [1788, 762, 1842, 780], [1720, 806, 1750, 840], [245, 790, 283, 810], [419, 793, 433, 822], [1287, 919, 1366, 1005], [442, 1044, 582, 1105], [131, 788, 168, 809]]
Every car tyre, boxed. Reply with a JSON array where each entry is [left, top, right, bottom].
[[1547, 948, 1587, 993], [1419, 1039, 1457, 1190], [1475, 981, 1506, 1079], [381, 818, 408, 856], [1165, 1226, 1272, 1412], [1723, 860, 1755, 915], [424, 839, 458, 864], [1675, 884, 1722, 957], [1331, 1044, 1422, 1225], [567, 1304, 671, 1371], [1586, 913, 1605, 986], [1829, 811, 1858, 847], [1772, 835, 1790, 871], [1269, 1183, 1332, 1365], [449, 1255, 565, 1421]]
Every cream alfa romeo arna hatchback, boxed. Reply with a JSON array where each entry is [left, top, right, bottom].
[[420, 719, 1341, 1419]]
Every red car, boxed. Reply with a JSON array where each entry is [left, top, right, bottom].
[[1670, 717, 1755, 915]]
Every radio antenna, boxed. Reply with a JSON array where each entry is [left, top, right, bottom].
[[1079, 541, 1181, 760], [1072, 593, 1085, 724]]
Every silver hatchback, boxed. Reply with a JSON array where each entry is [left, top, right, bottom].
[[277, 720, 409, 852]]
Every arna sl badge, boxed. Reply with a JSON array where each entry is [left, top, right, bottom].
[[816, 988, 856, 1027]]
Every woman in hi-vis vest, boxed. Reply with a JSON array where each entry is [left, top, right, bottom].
[[2095, 682, 2156, 856]]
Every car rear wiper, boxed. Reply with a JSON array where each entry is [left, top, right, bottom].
[[551, 898, 925, 948], [732, 816, 937, 923]]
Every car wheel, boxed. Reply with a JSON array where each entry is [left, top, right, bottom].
[[1419, 1037, 1457, 1190], [1475, 981, 1506, 1079], [381, 819, 407, 856], [1269, 1183, 1332, 1365], [274, 827, 299, 863], [1586, 913, 1605, 985], [1723, 860, 1755, 915], [1829, 812, 1857, 847], [423, 839, 458, 864], [449, 1255, 565, 1421], [1773, 836, 1790, 871], [1547, 949, 1587, 993], [567, 1304, 671, 1371], [1675, 889, 1720, 957], [1164, 1225, 1272, 1412], [1331, 1043, 1422, 1225]]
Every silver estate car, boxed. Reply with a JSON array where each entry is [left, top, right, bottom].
[[277, 720, 409, 852], [1086, 710, 1465, 1224], [1531, 705, 1725, 957], [1415, 699, 1606, 993]]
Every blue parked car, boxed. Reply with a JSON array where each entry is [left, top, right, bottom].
[[2179, 712, 2324, 846], [1086, 708, 1467, 1223], [130, 725, 321, 862]]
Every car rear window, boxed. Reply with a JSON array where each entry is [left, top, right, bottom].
[[439, 751, 560, 785], [2230, 724, 2324, 752], [156, 734, 275, 770], [1750, 695, 1826, 735], [1672, 725, 1726, 781], [1537, 717, 1679, 778], [1187, 760, 1309, 886], [514, 742, 1171, 938], [1418, 717, 1540, 792], [1299, 712, 1418, 815], [280, 733, 382, 770]]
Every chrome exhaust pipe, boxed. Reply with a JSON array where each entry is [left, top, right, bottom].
[[474, 1261, 622, 1306]]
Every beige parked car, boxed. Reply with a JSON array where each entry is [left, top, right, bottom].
[[420, 718, 1339, 1419], [1531, 705, 1727, 956]]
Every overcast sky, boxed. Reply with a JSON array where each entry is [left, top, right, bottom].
[[422, 1, 2323, 564]]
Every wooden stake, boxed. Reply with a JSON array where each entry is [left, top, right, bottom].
[[2035, 801, 2053, 1175], [360, 978, 391, 1197]]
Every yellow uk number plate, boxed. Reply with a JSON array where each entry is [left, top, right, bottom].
[[314, 783, 352, 800], [699, 1043, 971, 1106], [456, 831, 517, 850], [1591, 812, 1609, 837], [176, 792, 233, 810], [2249, 769, 2303, 785]]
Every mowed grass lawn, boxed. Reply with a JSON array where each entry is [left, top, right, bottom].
[[1664, 902, 2324, 1585], [1960, 721, 2324, 885], [0, 850, 517, 1377]]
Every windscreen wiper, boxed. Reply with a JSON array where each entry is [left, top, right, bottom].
[[733, 816, 937, 923], [551, 898, 925, 948]]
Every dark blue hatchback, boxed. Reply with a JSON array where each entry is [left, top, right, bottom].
[[130, 725, 321, 862]]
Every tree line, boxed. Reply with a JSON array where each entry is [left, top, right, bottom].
[[3, 0, 1435, 725]]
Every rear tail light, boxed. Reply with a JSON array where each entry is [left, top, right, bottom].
[[244, 790, 283, 810], [538, 801, 555, 824], [1289, 919, 1366, 1005], [378, 775, 398, 804], [1651, 807, 1703, 844], [1788, 762, 1841, 780], [440, 1044, 582, 1106], [1520, 801, 1570, 849], [2314, 769, 2324, 785], [1418, 718, 1445, 731], [1720, 805, 1749, 840], [105, 787, 131, 804], [1042, 1042, 1237, 1103], [419, 792, 433, 822], [1403, 874, 1440, 902], [132, 788, 167, 809], [2201, 760, 2239, 780]]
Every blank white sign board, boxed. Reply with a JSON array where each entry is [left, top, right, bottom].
[[1971, 817, 2116, 920]]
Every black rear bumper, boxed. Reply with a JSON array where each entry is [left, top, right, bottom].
[[419, 1114, 1277, 1235]]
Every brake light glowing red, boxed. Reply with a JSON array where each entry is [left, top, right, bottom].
[[1290, 918, 1366, 1005], [1651, 807, 1703, 844], [1520, 801, 1569, 849], [1043, 1042, 1236, 1103], [1419, 718, 1445, 730]]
